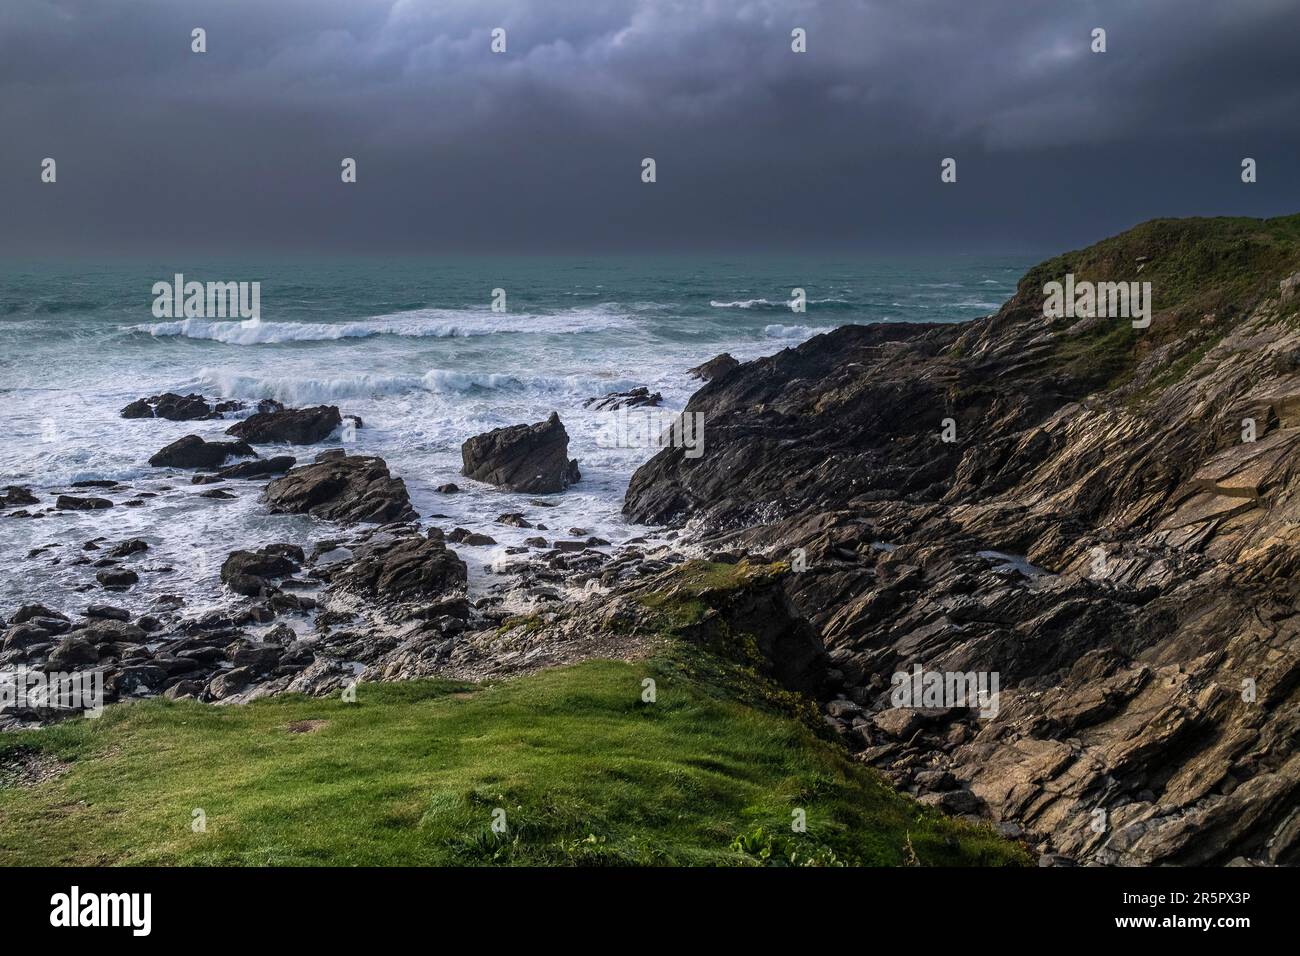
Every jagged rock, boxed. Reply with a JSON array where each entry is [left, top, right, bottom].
[[120, 392, 213, 421], [583, 387, 663, 411], [331, 532, 467, 601], [217, 456, 296, 479], [206, 666, 256, 700], [3, 623, 54, 653], [3, 487, 39, 506], [461, 412, 580, 493], [10, 604, 68, 625], [225, 405, 343, 445], [687, 352, 739, 381], [96, 568, 138, 589], [106, 539, 148, 558], [263, 451, 417, 524], [149, 435, 257, 469], [621, 215, 1300, 865], [56, 495, 113, 511], [446, 528, 496, 546], [47, 635, 99, 670], [84, 604, 130, 621], [220, 547, 299, 597]]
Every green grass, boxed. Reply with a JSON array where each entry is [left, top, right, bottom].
[[0, 657, 1026, 867], [1019, 213, 1300, 393]]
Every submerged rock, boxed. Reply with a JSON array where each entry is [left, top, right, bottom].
[[461, 412, 580, 494]]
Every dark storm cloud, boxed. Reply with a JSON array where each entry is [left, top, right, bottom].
[[2, 0, 1299, 254]]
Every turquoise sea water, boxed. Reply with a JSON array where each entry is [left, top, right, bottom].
[[0, 254, 1029, 612]]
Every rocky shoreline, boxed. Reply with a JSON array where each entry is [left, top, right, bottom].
[[6, 214, 1300, 868]]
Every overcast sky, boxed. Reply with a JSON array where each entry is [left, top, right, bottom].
[[2, 0, 1299, 255]]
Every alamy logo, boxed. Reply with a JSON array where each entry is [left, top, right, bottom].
[[151, 273, 261, 322], [1042, 273, 1151, 329], [596, 408, 705, 459], [50, 886, 151, 936], [1, 669, 104, 717], [890, 664, 1000, 718]]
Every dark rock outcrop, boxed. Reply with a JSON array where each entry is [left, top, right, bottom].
[[221, 546, 301, 597], [216, 456, 296, 479], [687, 353, 739, 382], [149, 435, 257, 469], [622, 213, 1300, 866], [583, 387, 663, 411], [120, 393, 213, 421], [263, 450, 417, 524], [225, 405, 343, 445], [3, 487, 39, 507], [330, 531, 467, 602], [56, 495, 113, 511], [461, 412, 580, 493]]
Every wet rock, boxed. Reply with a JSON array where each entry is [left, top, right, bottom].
[[149, 435, 257, 469], [56, 495, 113, 511], [263, 452, 417, 524], [583, 386, 663, 411], [120, 392, 214, 421], [217, 456, 296, 479], [495, 513, 534, 528], [225, 405, 343, 445], [436, 483, 460, 493], [3, 486, 39, 507], [107, 539, 149, 558], [447, 528, 496, 546], [96, 568, 138, 589], [460, 412, 580, 493], [220, 547, 299, 597]]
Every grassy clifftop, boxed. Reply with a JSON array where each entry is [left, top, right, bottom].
[[0, 562, 1027, 867], [1015, 214, 1300, 392]]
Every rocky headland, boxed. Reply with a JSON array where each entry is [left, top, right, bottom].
[[5, 214, 1299, 868]]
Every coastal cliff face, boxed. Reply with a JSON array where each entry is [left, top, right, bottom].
[[624, 215, 1300, 865]]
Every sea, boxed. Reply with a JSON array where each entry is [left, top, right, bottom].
[[0, 254, 1029, 616]]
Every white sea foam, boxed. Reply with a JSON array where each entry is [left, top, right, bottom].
[[711, 298, 777, 309], [196, 367, 642, 405], [710, 297, 848, 310], [127, 306, 630, 345], [763, 324, 822, 339]]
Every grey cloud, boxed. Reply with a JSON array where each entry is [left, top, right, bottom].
[[1, 0, 1298, 254]]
